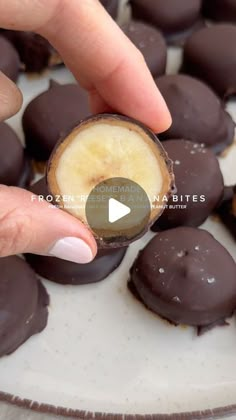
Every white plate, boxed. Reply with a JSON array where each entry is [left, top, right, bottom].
[[1, 17, 236, 420]]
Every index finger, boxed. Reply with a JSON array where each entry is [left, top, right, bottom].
[[0, 0, 171, 132]]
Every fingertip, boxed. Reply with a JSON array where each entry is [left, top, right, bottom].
[[150, 99, 172, 134], [0, 72, 23, 120], [12, 84, 23, 114], [83, 227, 98, 259]]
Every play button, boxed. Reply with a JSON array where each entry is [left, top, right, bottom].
[[85, 177, 151, 246], [108, 198, 131, 223]]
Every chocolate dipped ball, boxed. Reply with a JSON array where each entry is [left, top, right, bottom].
[[0, 256, 49, 357], [155, 74, 235, 154], [17, 158, 33, 189], [25, 248, 127, 285], [182, 25, 236, 98], [217, 186, 236, 241], [129, 227, 236, 331], [47, 114, 174, 248], [129, 0, 203, 45], [26, 177, 127, 284], [202, 0, 236, 24], [23, 80, 90, 162], [0, 36, 20, 82], [1, 30, 61, 73], [0, 122, 32, 188], [100, 0, 119, 19], [122, 21, 167, 77], [151, 140, 224, 231]]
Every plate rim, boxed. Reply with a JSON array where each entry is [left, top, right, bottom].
[[0, 391, 236, 419]]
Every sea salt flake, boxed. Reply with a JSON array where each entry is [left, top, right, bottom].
[[172, 296, 181, 303], [138, 41, 146, 48]]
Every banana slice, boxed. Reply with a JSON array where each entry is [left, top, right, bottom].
[[47, 114, 174, 246]]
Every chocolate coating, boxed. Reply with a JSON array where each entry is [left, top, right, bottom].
[[130, 0, 203, 45], [217, 186, 236, 241], [155, 74, 235, 154], [129, 227, 236, 329], [122, 21, 167, 77], [202, 0, 236, 23], [17, 157, 34, 189], [28, 176, 48, 196], [25, 248, 127, 285], [152, 140, 224, 231], [1, 30, 61, 73], [26, 177, 127, 284], [0, 256, 49, 357], [100, 0, 119, 19], [23, 80, 90, 161], [183, 24, 236, 98], [0, 36, 20, 81], [0, 122, 32, 187]]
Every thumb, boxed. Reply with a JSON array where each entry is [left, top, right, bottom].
[[0, 71, 23, 120], [0, 185, 97, 263]]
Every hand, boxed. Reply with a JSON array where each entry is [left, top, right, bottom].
[[0, 0, 171, 263]]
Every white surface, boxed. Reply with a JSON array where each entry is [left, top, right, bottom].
[[109, 198, 131, 223], [1, 26, 236, 420]]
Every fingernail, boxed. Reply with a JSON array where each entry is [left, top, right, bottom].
[[48, 237, 93, 264]]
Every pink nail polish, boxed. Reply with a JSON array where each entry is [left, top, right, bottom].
[[48, 237, 93, 264]]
